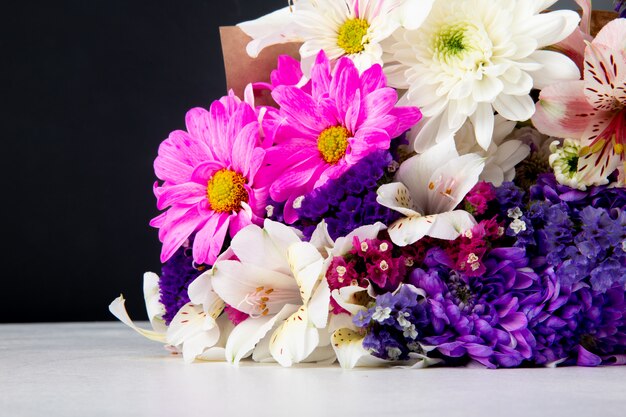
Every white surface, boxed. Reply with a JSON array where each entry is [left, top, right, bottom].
[[1, 322, 625, 417]]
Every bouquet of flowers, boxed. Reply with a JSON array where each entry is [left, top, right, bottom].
[[110, 0, 626, 369]]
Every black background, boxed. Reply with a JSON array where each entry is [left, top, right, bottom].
[[1, 0, 596, 323], [2, 0, 286, 323]]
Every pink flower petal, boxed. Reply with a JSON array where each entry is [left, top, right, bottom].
[[185, 107, 213, 150], [310, 50, 331, 100], [190, 161, 224, 185], [271, 55, 304, 88], [363, 87, 397, 123], [269, 155, 322, 202], [329, 57, 360, 119], [154, 130, 209, 183], [231, 121, 261, 177], [389, 106, 422, 137], [156, 182, 206, 210], [583, 43, 626, 110], [160, 207, 206, 263], [193, 213, 230, 265], [272, 86, 327, 135], [348, 127, 390, 161], [359, 64, 386, 96], [207, 100, 232, 163], [532, 80, 594, 138], [593, 18, 626, 51]]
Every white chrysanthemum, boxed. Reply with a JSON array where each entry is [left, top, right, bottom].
[[386, 0, 580, 152], [549, 139, 591, 190], [454, 116, 530, 187], [239, 0, 434, 74]]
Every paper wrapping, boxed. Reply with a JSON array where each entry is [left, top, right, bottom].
[[220, 26, 302, 106]]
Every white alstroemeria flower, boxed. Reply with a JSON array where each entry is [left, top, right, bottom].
[[386, 0, 580, 151], [239, 0, 435, 74], [109, 272, 168, 343], [377, 140, 484, 246], [454, 116, 530, 186], [211, 219, 331, 367], [109, 272, 228, 363]]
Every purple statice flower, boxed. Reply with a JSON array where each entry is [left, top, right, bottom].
[[354, 284, 430, 361], [529, 275, 626, 366], [295, 150, 400, 240], [502, 174, 626, 292], [494, 181, 525, 214], [409, 247, 539, 368], [158, 237, 206, 324]]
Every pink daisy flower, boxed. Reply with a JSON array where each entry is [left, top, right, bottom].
[[264, 51, 422, 223], [151, 93, 268, 265]]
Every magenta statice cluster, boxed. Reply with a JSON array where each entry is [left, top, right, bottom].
[[112, 2, 626, 369]]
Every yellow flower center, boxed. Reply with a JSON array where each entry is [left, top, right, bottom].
[[206, 169, 248, 213], [337, 18, 369, 55], [317, 126, 351, 164]]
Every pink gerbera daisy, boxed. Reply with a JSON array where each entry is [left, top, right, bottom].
[[264, 51, 422, 223], [151, 93, 268, 265]]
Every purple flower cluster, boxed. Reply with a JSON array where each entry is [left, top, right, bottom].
[[529, 274, 626, 366], [354, 284, 429, 361], [489, 174, 626, 365], [158, 237, 206, 324], [295, 150, 400, 240], [408, 247, 538, 368], [499, 175, 626, 292]]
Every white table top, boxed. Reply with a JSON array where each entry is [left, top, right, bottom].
[[1, 322, 625, 417]]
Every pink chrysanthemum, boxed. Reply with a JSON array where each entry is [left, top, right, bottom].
[[151, 93, 268, 265], [264, 51, 422, 223]]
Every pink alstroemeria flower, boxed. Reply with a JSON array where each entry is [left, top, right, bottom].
[[533, 19, 626, 186], [263, 51, 422, 223], [151, 92, 269, 265]]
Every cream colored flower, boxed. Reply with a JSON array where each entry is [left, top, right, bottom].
[[386, 0, 580, 152]]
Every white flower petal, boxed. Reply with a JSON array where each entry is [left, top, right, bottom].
[[331, 328, 388, 369], [376, 182, 421, 217], [187, 271, 225, 330], [309, 220, 335, 257], [331, 285, 370, 315], [225, 304, 299, 365], [470, 103, 495, 151], [388, 215, 435, 246], [493, 94, 535, 121], [212, 260, 300, 315], [529, 50, 580, 90], [308, 278, 331, 329], [108, 295, 166, 343], [143, 272, 167, 333], [397, 0, 435, 30], [287, 242, 325, 304], [426, 210, 477, 240], [269, 305, 320, 367]]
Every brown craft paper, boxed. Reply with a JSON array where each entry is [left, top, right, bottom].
[[220, 26, 302, 106], [590, 11, 618, 36]]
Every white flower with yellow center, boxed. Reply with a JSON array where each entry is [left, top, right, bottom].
[[386, 0, 580, 151], [239, 0, 434, 74]]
